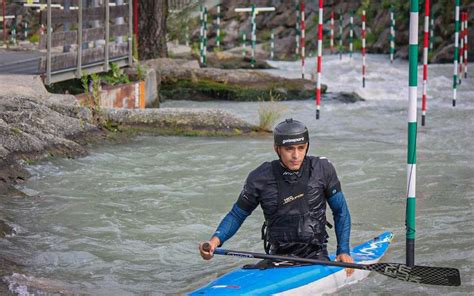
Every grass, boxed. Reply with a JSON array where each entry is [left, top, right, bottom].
[[257, 91, 287, 132]]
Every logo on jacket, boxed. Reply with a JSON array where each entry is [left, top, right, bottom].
[[283, 193, 304, 205]]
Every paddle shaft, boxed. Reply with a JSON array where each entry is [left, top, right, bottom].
[[202, 243, 461, 286]]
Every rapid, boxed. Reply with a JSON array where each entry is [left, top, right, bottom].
[[1, 53, 473, 295]]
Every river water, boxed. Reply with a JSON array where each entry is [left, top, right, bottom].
[[1, 54, 473, 295]]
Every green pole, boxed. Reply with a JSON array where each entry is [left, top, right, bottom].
[[452, 0, 460, 107], [406, 0, 419, 267], [349, 10, 353, 59], [251, 4, 256, 68]]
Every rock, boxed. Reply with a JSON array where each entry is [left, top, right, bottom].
[[431, 44, 454, 64], [324, 92, 366, 103], [102, 107, 257, 135], [146, 58, 326, 102], [0, 220, 15, 238], [0, 75, 49, 100]]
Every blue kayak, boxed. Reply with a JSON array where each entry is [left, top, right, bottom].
[[189, 232, 393, 295]]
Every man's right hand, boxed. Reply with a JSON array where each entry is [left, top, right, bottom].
[[199, 237, 221, 260]]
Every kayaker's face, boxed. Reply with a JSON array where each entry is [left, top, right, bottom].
[[275, 143, 308, 171]]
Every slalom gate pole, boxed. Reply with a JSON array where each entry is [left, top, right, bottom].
[[199, 5, 204, 64], [406, 0, 419, 268], [270, 30, 274, 60], [349, 10, 353, 59], [422, 0, 430, 126], [251, 4, 256, 68], [203, 7, 207, 65], [429, 18, 434, 52], [339, 9, 343, 60], [330, 9, 334, 54], [242, 32, 246, 57], [216, 2, 221, 49], [459, 11, 464, 85], [296, 3, 300, 56], [301, 1, 306, 79], [362, 10, 366, 88], [315, 0, 323, 119], [463, 12, 468, 78], [390, 6, 395, 63], [452, 0, 460, 107]]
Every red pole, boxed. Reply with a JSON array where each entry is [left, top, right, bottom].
[[133, 0, 138, 40]]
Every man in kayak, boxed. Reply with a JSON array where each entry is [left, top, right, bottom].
[[199, 118, 354, 276]]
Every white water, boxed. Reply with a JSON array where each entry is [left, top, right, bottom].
[[1, 54, 473, 295]]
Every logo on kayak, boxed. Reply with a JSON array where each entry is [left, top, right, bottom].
[[283, 193, 304, 205], [211, 285, 241, 289]]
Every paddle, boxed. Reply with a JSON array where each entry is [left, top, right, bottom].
[[202, 243, 461, 287]]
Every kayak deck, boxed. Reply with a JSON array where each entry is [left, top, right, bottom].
[[189, 232, 393, 295]]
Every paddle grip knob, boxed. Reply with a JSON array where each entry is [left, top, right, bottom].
[[202, 242, 211, 252]]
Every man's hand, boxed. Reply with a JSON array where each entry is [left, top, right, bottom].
[[336, 253, 354, 277], [199, 237, 221, 260]]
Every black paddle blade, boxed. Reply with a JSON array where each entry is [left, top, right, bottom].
[[368, 263, 461, 287]]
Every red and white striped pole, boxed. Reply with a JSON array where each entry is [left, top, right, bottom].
[[463, 12, 468, 79], [315, 0, 323, 120], [362, 10, 366, 88], [330, 10, 334, 54], [301, 2, 306, 79], [422, 0, 430, 126]]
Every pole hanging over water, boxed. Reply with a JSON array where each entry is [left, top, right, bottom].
[[330, 9, 334, 54], [242, 32, 246, 57], [361, 10, 366, 88], [429, 18, 434, 52], [422, 0, 430, 126], [463, 12, 468, 78], [199, 5, 204, 64], [459, 12, 464, 85], [315, 0, 323, 120], [203, 7, 208, 65], [406, 0, 419, 268], [339, 10, 343, 60], [301, 1, 306, 79], [349, 10, 353, 59], [251, 4, 256, 68], [270, 30, 274, 60], [216, 2, 221, 49], [452, 0, 460, 107], [390, 7, 395, 63], [296, 4, 300, 57]]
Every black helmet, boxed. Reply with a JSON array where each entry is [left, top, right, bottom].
[[273, 118, 309, 146]]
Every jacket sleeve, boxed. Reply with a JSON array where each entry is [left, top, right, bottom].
[[327, 191, 351, 255], [212, 203, 251, 245]]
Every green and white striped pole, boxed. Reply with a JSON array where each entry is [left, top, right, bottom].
[[199, 5, 204, 64], [452, 0, 460, 107], [185, 25, 189, 47], [429, 18, 434, 52], [459, 11, 464, 85], [242, 32, 247, 57], [203, 7, 208, 65], [216, 2, 221, 49], [349, 10, 353, 59], [251, 4, 256, 68], [406, 0, 419, 268], [270, 30, 274, 60], [390, 6, 395, 63], [296, 3, 300, 57]]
